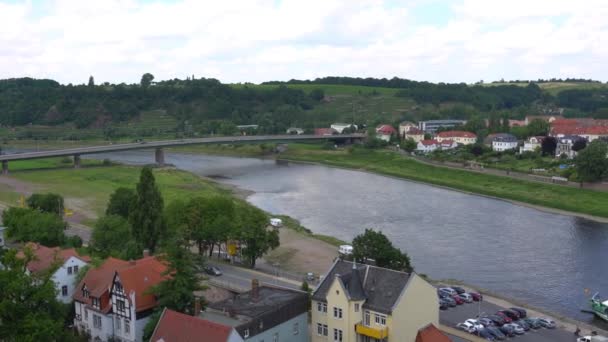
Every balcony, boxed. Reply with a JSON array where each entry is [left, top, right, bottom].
[[355, 323, 388, 340]]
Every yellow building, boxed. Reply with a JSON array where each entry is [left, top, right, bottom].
[[311, 259, 439, 342]]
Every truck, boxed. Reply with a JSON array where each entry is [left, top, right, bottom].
[[577, 336, 608, 342]]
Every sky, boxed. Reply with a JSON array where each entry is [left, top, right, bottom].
[[1, 0, 607, 85]]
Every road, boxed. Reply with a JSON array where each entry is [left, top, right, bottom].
[[204, 261, 302, 293], [440, 300, 578, 342]]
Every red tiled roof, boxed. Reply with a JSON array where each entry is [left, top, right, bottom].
[[18, 242, 90, 274], [419, 139, 439, 146], [551, 118, 608, 136], [117, 256, 168, 312], [436, 130, 476, 138], [376, 124, 397, 135], [73, 257, 131, 313], [415, 324, 450, 342], [151, 308, 234, 342], [440, 139, 455, 146]]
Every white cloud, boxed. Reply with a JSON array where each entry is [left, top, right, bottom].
[[0, 0, 607, 84]]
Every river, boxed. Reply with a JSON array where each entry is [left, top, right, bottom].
[[39, 149, 608, 327]]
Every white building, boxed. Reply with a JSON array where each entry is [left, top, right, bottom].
[[19, 243, 90, 303], [330, 123, 357, 134], [489, 134, 518, 152], [519, 136, 544, 154], [435, 131, 477, 145], [399, 121, 417, 136], [416, 139, 457, 153], [74, 255, 167, 342]]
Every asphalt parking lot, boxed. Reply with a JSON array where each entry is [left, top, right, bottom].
[[439, 300, 578, 342]]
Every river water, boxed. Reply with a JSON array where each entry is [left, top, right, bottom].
[[55, 150, 608, 327]]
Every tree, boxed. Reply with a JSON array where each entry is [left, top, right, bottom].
[[402, 138, 417, 153], [237, 205, 279, 268], [526, 119, 550, 136], [3, 207, 66, 246], [88, 75, 95, 87], [310, 88, 325, 101], [106, 187, 136, 218], [185, 196, 235, 256], [91, 215, 134, 258], [541, 136, 557, 156], [0, 248, 70, 340], [140, 73, 155, 88], [352, 228, 412, 272], [572, 139, 588, 152], [26, 193, 64, 215], [576, 140, 608, 182], [129, 167, 166, 253]]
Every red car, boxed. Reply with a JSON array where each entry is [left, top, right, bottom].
[[451, 294, 464, 305], [495, 311, 513, 323], [469, 292, 483, 301]]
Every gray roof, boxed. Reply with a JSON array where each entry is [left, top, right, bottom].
[[312, 259, 411, 314]]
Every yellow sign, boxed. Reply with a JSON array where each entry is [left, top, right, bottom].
[[64, 208, 73, 217], [18, 195, 25, 208], [227, 242, 237, 256]]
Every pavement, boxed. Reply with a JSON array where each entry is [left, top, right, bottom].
[[440, 299, 578, 342], [204, 261, 302, 293]]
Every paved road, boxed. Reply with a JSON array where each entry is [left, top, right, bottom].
[[205, 261, 302, 293], [440, 300, 577, 342], [0, 134, 364, 161]]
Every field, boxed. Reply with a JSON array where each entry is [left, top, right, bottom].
[[482, 81, 608, 95]]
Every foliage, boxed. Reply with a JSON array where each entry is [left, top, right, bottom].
[[130, 167, 166, 253], [182, 196, 236, 256], [63, 235, 83, 248], [402, 138, 417, 153], [526, 119, 550, 136], [352, 228, 412, 272], [2, 207, 66, 246], [91, 215, 135, 258], [105, 187, 136, 218], [575, 140, 608, 182], [237, 204, 279, 268], [143, 310, 162, 341], [541, 136, 557, 156], [140, 73, 155, 88], [572, 139, 587, 152], [26, 193, 64, 215]]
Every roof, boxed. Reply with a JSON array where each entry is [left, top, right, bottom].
[[436, 130, 476, 138], [151, 308, 237, 342], [312, 259, 411, 314], [19, 242, 90, 274], [73, 257, 131, 313], [207, 286, 307, 320], [440, 139, 455, 146], [419, 139, 439, 146], [376, 125, 396, 135], [488, 133, 517, 142], [116, 256, 168, 312], [415, 324, 451, 342], [405, 127, 424, 135]]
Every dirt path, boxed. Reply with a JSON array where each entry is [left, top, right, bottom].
[[0, 175, 36, 195]]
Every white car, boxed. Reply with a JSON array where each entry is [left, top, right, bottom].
[[458, 293, 473, 303], [456, 322, 476, 334], [439, 287, 457, 296], [464, 319, 484, 331]]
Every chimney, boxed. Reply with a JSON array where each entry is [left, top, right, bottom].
[[143, 249, 150, 258], [193, 298, 201, 316], [251, 279, 260, 301]]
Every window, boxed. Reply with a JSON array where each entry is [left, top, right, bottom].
[[116, 317, 121, 331], [67, 266, 73, 275], [244, 329, 250, 338], [323, 324, 328, 336], [375, 314, 386, 326], [333, 307, 342, 319], [317, 301, 327, 313], [116, 299, 125, 313], [364, 310, 371, 326], [93, 315, 102, 329], [317, 323, 323, 336], [293, 322, 299, 335], [84, 309, 88, 320], [354, 303, 360, 312], [62, 285, 68, 296], [83, 288, 89, 298], [124, 320, 130, 334], [74, 265, 79, 273], [273, 333, 278, 342], [92, 297, 100, 309], [333, 328, 343, 342]]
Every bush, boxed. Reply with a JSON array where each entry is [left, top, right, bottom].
[[60, 157, 72, 164], [64, 235, 83, 248], [26, 193, 64, 215], [3, 207, 66, 246]]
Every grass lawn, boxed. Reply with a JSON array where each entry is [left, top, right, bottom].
[[280, 147, 608, 218]]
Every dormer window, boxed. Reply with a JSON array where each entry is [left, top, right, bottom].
[[92, 297, 100, 309], [83, 288, 90, 298]]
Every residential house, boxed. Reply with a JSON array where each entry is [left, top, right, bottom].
[[418, 120, 466, 133], [286, 127, 305, 135], [19, 242, 90, 303], [415, 324, 450, 342], [315, 128, 338, 136], [150, 308, 244, 342], [311, 259, 439, 342], [331, 123, 357, 134], [488, 133, 518, 152], [73, 255, 168, 342], [556, 136, 585, 159], [402, 127, 425, 143], [525, 115, 564, 125], [519, 136, 544, 154], [398, 121, 417, 136], [435, 130, 477, 145], [202, 280, 309, 342], [416, 139, 457, 153], [375, 125, 397, 142]]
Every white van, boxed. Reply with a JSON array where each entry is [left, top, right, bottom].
[[339, 245, 353, 255], [270, 218, 283, 227]]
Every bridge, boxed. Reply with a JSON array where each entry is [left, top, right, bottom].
[[0, 133, 365, 174]]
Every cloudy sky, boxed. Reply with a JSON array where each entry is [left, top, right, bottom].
[[1, 0, 607, 85]]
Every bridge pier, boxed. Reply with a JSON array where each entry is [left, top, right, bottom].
[[73, 154, 81, 168], [1, 161, 8, 175], [155, 148, 165, 167]]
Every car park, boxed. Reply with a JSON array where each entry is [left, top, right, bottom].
[[495, 311, 512, 323], [456, 322, 477, 333], [503, 323, 525, 335], [485, 315, 505, 326], [477, 328, 495, 341], [537, 317, 556, 329], [478, 317, 495, 327], [458, 293, 473, 303], [510, 307, 527, 318], [523, 317, 542, 329], [464, 319, 484, 331], [498, 309, 520, 320], [513, 319, 530, 331], [498, 324, 515, 337], [486, 326, 506, 340]]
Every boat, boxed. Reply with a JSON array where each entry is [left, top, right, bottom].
[[590, 293, 608, 322]]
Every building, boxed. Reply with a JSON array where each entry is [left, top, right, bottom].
[[525, 115, 563, 125], [435, 131, 477, 145], [286, 127, 304, 135], [331, 123, 357, 134], [375, 125, 397, 142], [519, 136, 544, 154], [550, 118, 608, 142], [415, 324, 450, 342], [73, 255, 168, 342], [203, 280, 309, 342], [556, 136, 585, 159], [402, 127, 425, 143], [0, 226, 5, 248], [418, 120, 466, 133], [150, 308, 244, 342], [315, 128, 338, 136], [398, 121, 417, 136], [19, 242, 90, 303], [311, 259, 439, 342], [488, 133, 518, 152], [416, 139, 457, 153]]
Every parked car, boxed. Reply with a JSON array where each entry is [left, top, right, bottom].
[[513, 319, 530, 331], [464, 319, 484, 331], [503, 323, 525, 335], [458, 293, 474, 303], [204, 265, 222, 276], [510, 307, 527, 318], [439, 287, 457, 296], [469, 292, 483, 301], [498, 309, 520, 320], [537, 318, 556, 329], [495, 311, 512, 323], [477, 328, 496, 341], [439, 299, 448, 310], [523, 317, 542, 329], [451, 286, 466, 294], [478, 318, 495, 327], [452, 294, 465, 305], [485, 315, 505, 326], [456, 322, 477, 334], [486, 326, 506, 340], [441, 296, 457, 307], [498, 325, 515, 337]]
